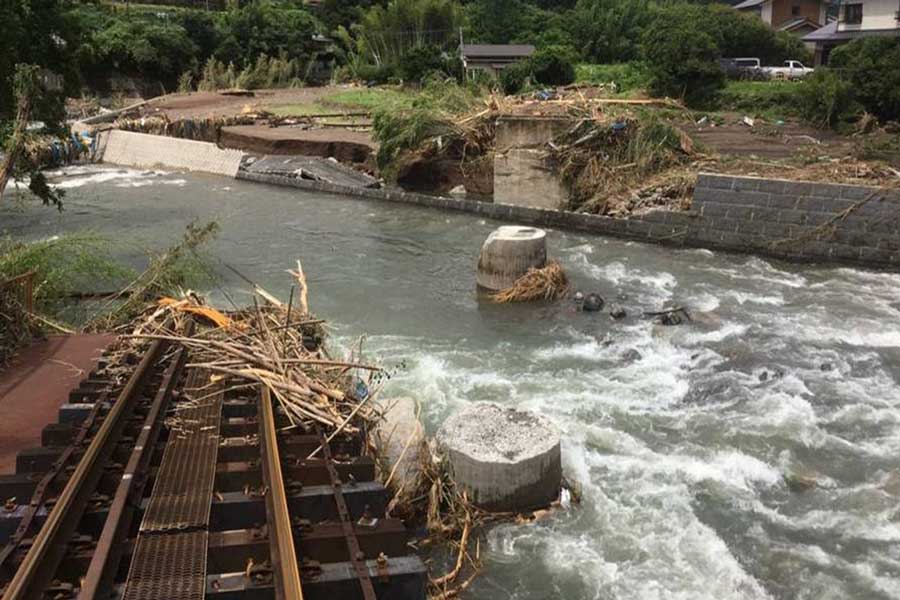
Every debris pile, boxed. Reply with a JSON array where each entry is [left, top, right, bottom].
[[381, 92, 500, 193], [709, 155, 900, 189], [489, 260, 569, 303], [548, 114, 696, 214], [127, 263, 382, 437], [113, 114, 256, 144]]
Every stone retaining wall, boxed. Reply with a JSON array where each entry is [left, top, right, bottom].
[[238, 170, 900, 268], [683, 173, 900, 264], [100, 130, 244, 177]]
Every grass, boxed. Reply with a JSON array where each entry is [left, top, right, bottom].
[[0, 233, 131, 315], [324, 88, 414, 110], [269, 87, 415, 117], [717, 80, 802, 120], [575, 63, 651, 95]]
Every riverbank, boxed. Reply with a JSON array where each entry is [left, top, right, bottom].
[[75, 83, 900, 270], [86, 126, 900, 269]]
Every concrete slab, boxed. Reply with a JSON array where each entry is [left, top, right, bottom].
[[100, 130, 245, 177], [0, 334, 112, 474], [243, 155, 378, 188]]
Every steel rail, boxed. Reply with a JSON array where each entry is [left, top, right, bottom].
[[318, 428, 377, 600], [1, 339, 167, 600], [0, 393, 106, 577], [77, 339, 189, 599], [259, 388, 304, 600]]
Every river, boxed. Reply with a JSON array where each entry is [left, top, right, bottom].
[[3, 165, 900, 600]]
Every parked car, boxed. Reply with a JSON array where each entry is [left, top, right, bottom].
[[720, 57, 768, 81], [762, 60, 815, 81]]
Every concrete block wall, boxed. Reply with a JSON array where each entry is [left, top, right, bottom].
[[237, 170, 900, 269], [100, 130, 245, 177], [682, 173, 900, 265]]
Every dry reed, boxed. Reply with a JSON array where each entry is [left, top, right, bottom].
[[489, 260, 570, 303]]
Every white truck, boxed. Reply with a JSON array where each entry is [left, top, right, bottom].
[[724, 58, 815, 81], [762, 60, 815, 81]]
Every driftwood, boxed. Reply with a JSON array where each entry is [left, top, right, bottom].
[[128, 277, 382, 436]]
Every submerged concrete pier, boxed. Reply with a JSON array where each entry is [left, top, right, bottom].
[[476, 226, 547, 291]]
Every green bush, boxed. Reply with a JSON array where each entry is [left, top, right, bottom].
[[354, 63, 397, 84], [702, 5, 810, 65], [717, 81, 801, 118], [500, 62, 532, 94], [399, 45, 446, 84], [772, 31, 812, 65], [797, 69, 858, 128], [528, 45, 577, 87], [214, 1, 318, 67], [829, 38, 900, 122], [641, 6, 725, 107], [372, 79, 478, 173]]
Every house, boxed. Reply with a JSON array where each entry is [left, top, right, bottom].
[[734, 0, 828, 33], [459, 44, 535, 78], [803, 0, 900, 64]]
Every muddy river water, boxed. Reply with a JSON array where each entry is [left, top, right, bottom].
[[3, 166, 900, 600]]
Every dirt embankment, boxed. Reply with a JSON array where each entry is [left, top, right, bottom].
[[220, 126, 376, 166], [115, 87, 379, 168]]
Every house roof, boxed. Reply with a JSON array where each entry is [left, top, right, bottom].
[[734, 0, 767, 9], [460, 44, 536, 59], [803, 21, 838, 41], [778, 17, 821, 32], [803, 21, 900, 42]]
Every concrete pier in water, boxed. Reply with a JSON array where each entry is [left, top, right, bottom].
[[437, 402, 561, 512], [475, 226, 547, 292]]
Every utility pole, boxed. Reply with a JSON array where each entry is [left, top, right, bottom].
[[459, 27, 467, 81]]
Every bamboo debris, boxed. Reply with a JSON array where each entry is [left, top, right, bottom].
[[126, 276, 382, 437]]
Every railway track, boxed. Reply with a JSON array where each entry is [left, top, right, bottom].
[[0, 330, 426, 600]]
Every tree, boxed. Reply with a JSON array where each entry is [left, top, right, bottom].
[[215, 0, 319, 67], [0, 65, 65, 209], [355, 0, 462, 66], [320, 0, 384, 31], [641, 5, 725, 106], [464, 0, 570, 47], [829, 37, 900, 122], [1, 0, 71, 121], [463, 0, 526, 44], [529, 45, 577, 86], [701, 4, 810, 64], [399, 44, 447, 82], [568, 0, 655, 63]]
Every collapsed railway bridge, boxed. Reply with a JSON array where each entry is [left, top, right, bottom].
[[0, 317, 426, 600]]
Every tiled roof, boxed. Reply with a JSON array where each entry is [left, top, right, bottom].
[[460, 44, 536, 58]]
